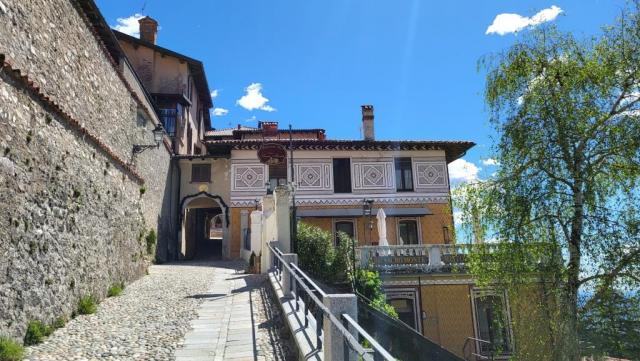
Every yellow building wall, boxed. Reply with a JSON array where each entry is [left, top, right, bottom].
[[229, 207, 253, 259], [508, 285, 556, 361], [419, 284, 475, 358], [297, 202, 453, 245]]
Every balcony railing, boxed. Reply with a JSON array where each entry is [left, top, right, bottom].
[[356, 244, 501, 273]]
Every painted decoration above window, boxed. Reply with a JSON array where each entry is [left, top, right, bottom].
[[414, 162, 447, 188], [257, 143, 287, 165], [232, 164, 267, 191], [352, 162, 394, 190], [295, 163, 332, 191]]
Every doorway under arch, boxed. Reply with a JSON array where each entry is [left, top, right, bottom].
[[179, 192, 229, 260]]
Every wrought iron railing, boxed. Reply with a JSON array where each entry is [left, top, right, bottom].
[[269, 243, 395, 361]]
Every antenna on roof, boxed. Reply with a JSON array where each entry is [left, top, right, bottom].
[[140, 1, 147, 15]]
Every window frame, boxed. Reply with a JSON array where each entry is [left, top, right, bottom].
[[395, 157, 414, 192], [385, 288, 422, 333], [332, 218, 357, 246], [191, 163, 211, 183], [332, 158, 352, 194], [470, 288, 514, 359], [396, 217, 421, 245]]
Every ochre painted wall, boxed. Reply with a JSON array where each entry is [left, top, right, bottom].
[[419, 284, 475, 358], [230, 207, 253, 258], [297, 202, 453, 245]]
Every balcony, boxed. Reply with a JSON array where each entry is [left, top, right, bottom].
[[356, 244, 501, 274]]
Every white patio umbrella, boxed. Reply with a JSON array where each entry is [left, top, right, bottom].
[[376, 208, 389, 247]]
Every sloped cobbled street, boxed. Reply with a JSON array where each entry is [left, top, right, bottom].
[[24, 261, 295, 361]]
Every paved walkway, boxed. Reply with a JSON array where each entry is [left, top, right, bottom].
[[175, 263, 293, 361], [25, 261, 294, 361]]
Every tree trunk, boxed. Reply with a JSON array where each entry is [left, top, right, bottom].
[[566, 187, 584, 360]]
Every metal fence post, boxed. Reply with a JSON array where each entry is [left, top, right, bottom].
[[323, 294, 358, 361], [281, 253, 297, 298]]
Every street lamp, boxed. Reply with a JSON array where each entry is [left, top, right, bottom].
[[133, 124, 165, 155], [362, 198, 374, 244]]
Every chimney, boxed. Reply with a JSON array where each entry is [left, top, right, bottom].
[[361, 105, 374, 141], [138, 16, 158, 44]]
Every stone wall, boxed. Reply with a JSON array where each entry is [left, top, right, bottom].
[[0, 0, 175, 340]]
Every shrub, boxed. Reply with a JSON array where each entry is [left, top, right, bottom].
[[51, 316, 66, 330], [296, 222, 335, 280], [23, 320, 51, 345], [139, 186, 146, 195], [77, 295, 98, 315], [0, 337, 24, 361], [355, 269, 398, 319], [107, 282, 124, 297], [145, 229, 156, 255]]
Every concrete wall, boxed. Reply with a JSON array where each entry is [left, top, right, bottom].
[[0, 0, 174, 340]]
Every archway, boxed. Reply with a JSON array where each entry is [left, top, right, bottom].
[[179, 192, 229, 260]]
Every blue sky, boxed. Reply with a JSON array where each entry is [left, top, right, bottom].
[[97, 0, 626, 182]]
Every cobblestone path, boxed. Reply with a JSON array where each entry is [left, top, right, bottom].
[[24, 261, 295, 361]]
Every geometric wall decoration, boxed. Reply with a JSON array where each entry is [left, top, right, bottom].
[[231, 164, 267, 191], [352, 161, 395, 190], [295, 163, 332, 191], [414, 162, 447, 188]]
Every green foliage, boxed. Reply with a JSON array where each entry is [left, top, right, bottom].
[[296, 224, 353, 284], [51, 317, 66, 330], [579, 290, 640, 359], [355, 269, 398, 319], [0, 337, 24, 361], [77, 295, 98, 315], [145, 229, 156, 255], [456, 5, 640, 359], [23, 320, 51, 346], [139, 186, 146, 195], [107, 282, 124, 297]]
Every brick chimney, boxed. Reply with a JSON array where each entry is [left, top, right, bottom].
[[138, 16, 158, 44], [361, 105, 374, 141]]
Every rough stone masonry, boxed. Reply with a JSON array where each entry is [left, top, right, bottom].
[[0, 0, 175, 340]]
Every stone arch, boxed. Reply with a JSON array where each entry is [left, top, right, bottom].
[[179, 192, 230, 259]]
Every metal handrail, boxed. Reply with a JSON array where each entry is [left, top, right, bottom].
[[268, 242, 395, 361], [342, 314, 396, 361], [290, 263, 328, 298], [463, 337, 492, 361]]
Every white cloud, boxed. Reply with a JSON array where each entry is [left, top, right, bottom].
[[236, 83, 276, 112], [212, 108, 228, 116], [481, 158, 500, 166], [448, 159, 480, 183], [112, 14, 144, 37], [245, 115, 257, 123], [210, 89, 220, 99], [486, 5, 563, 35]]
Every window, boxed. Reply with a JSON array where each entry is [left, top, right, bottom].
[[333, 158, 352, 193], [191, 164, 211, 183], [334, 220, 355, 246], [395, 158, 413, 191], [386, 289, 422, 333], [159, 108, 177, 136], [472, 290, 513, 357], [398, 219, 419, 245], [268, 162, 288, 191]]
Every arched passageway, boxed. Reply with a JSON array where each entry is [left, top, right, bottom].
[[179, 193, 228, 260]]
